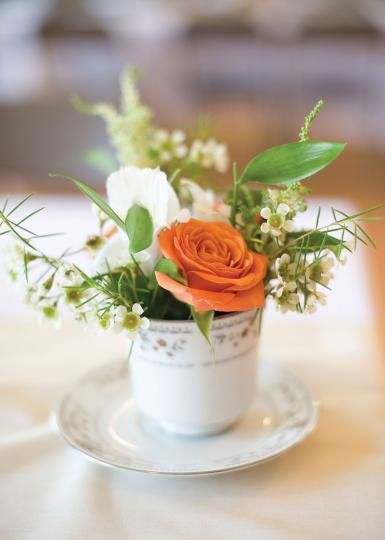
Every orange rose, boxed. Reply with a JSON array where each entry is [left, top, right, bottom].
[[155, 219, 268, 312]]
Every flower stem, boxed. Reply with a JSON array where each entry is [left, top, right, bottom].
[[230, 162, 240, 227]]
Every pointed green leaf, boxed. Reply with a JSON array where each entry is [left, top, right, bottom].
[[125, 203, 154, 254], [191, 307, 214, 351], [49, 173, 125, 230], [288, 231, 349, 251], [241, 141, 346, 185]]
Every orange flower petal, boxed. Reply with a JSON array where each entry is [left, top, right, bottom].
[[156, 220, 268, 313]]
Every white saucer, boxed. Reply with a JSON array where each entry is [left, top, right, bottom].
[[54, 361, 319, 476]]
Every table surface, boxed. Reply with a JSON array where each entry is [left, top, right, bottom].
[[0, 196, 384, 540]]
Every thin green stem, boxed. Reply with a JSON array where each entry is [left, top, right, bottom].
[[230, 162, 239, 227]]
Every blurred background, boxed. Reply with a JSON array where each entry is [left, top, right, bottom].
[[0, 0, 384, 341]]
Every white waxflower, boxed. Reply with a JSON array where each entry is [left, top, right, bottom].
[[56, 265, 83, 288], [260, 204, 294, 237], [306, 290, 327, 314], [150, 129, 188, 162], [189, 138, 229, 173], [276, 253, 296, 282], [4, 242, 36, 282], [36, 297, 61, 328], [305, 256, 334, 287], [55, 265, 90, 308], [275, 281, 299, 314], [112, 303, 150, 340], [85, 308, 114, 333], [25, 284, 42, 306]]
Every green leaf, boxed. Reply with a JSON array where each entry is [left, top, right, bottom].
[[155, 258, 186, 284], [240, 141, 346, 185], [288, 231, 349, 250], [191, 308, 214, 352], [49, 173, 125, 230], [73, 265, 99, 289], [168, 169, 181, 186], [125, 204, 154, 254]]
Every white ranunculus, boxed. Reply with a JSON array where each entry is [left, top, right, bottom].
[[106, 166, 180, 229], [93, 167, 180, 276]]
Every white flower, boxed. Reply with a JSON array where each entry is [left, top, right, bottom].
[[189, 138, 229, 173], [4, 242, 31, 282], [56, 265, 82, 288], [107, 166, 180, 229], [305, 290, 327, 314], [260, 204, 294, 237], [180, 178, 230, 222], [36, 297, 61, 328], [305, 256, 334, 287], [85, 309, 114, 333], [112, 303, 150, 340], [150, 129, 188, 162], [95, 166, 181, 275], [275, 281, 299, 313], [276, 253, 296, 282]]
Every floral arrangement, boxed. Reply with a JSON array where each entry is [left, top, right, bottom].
[[0, 69, 380, 347]]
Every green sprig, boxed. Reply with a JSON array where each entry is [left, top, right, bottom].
[[299, 99, 324, 142]]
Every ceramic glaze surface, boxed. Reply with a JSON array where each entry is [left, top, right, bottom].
[[130, 311, 260, 435]]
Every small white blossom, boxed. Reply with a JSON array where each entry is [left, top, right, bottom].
[[85, 308, 114, 333], [276, 253, 296, 282], [305, 256, 334, 287], [56, 265, 82, 288], [260, 204, 294, 237], [189, 138, 229, 173], [4, 242, 30, 282], [305, 290, 327, 314], [150, 129, 188, 163], [34, 297, 61, 328], [275, 281, 300, 314], [112, 303, 150, 340]]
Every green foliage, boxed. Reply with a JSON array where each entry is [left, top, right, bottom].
[[240, 141, 346, 186], [284, 205, 382, 265], [226, 184, 263, 222], [49, 173, 125, 230], [71, 68, 152, 167], [287, 231, 352, 258], [299, 100, 324, 142], [125, 204, 154, 254], [287, 231, 349, 252], [191, 307, 214, 352]]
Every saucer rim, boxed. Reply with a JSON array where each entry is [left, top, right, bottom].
[[53, 362, 320, 477]]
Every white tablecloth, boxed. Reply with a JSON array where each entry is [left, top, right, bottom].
[[1, 197, 384, 540]]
